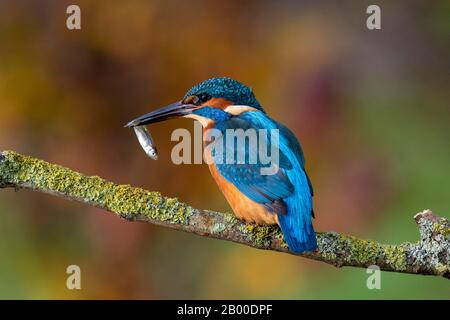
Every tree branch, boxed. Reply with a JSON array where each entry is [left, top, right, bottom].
[[0, 150, 448, 279]]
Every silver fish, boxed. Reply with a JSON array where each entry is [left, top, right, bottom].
[[133, 126, 158, 160]]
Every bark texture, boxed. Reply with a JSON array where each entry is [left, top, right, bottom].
[[0, 151, 448, 279]]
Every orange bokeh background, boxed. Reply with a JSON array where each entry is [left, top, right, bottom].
[[0, 0, 448, 298]]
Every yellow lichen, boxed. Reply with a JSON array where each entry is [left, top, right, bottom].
[[0, 151, 194, 225]]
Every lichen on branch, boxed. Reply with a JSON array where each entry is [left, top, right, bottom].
[[0, 150, 448, 279]]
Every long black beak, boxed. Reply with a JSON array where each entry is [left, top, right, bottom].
[[125, 101, 197, 127]]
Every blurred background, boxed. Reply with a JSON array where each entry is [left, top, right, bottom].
[[0, 0, 449, 299]]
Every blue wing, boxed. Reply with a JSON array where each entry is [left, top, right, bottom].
[[274, 120, 314, 198], [214, 111, 317, 253], [214, 116, 293, 213]]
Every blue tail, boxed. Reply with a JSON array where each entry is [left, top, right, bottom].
[[278, 163, 317, 254], [278, 213, 317, 254]]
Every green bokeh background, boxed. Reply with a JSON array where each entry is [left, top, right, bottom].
[[0, 0, 448, 299]]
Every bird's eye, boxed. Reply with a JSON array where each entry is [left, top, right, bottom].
[[184, 93, 210, 105], [199, 93, 210, 103]]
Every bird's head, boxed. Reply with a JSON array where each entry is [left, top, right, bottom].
[[125, 77, 264, 128]]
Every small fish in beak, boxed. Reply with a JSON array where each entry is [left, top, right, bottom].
[[126, 101, 197, 160], [133, 126, 158, 160]]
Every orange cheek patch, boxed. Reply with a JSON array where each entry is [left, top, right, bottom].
[[202, 98, 232, 109]]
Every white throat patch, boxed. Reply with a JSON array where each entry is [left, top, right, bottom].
[[224, 105, 259, 115]]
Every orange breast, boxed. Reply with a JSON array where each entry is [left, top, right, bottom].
[[204, 141, 278, 225]]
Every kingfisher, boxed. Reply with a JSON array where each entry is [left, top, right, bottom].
[[126, 77, 317, 253]]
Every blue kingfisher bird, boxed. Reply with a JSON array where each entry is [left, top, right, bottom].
[[126, 77, 317, 253]]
